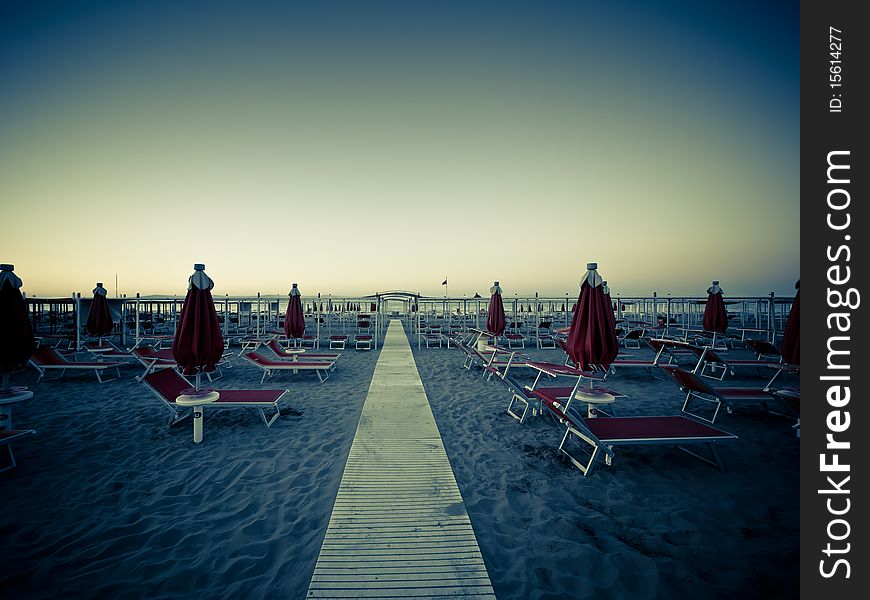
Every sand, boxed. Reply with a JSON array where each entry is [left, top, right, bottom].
[[0, 323, 799, 599]]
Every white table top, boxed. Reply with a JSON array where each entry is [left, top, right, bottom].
[[175, 391, 220, 406], [0, 389, 33, 405]]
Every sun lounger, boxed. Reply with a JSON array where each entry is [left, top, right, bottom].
[[743, 339, 784, 361], [504, 333, 525, 349], [242, 352, 335, 383], [299, 334, 318, 349], [509, 361, 622, 419], [455, 338, 528, 380], [29, 346, 122, 383], [644, 338, 696, 364], [328, 335, 348, 350], [537, 390, 737, 475], [523, 360, 608, 389], [424, 331, 443, 348], [354, 334, 373, 350], [236, 334, 277, 357], [264, 340, 339, 361], [132, 345, 178, 379], [1, 429, 36, 473], [81, 340, 138, 361], [659, 365, 776, 423], [619, 329, 644, 348], [141, 369, 285, 428], [686, 345, 787, 380], [128, 334, 175, 351], [678, 328, 733, 350], [533, 321, 557, 349]]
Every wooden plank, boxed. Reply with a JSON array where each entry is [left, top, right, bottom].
[[307, 320, 495, 599]]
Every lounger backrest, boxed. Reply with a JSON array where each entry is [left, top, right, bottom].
[[700, 347, 725, 363], [133, 345, 157, 359], [143, 368, 189, 401], [744, 339, 781, 356], [266, 339, 284, 355], [660, 365, 717, 396], [32, 346, 67, 366]]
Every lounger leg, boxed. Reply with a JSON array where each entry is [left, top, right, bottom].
[[506, 394, 529, 423], [677, 443, 726, 472], [558, 427, 599, 476], [259, 407, 280, 428], [0, 444, 18, 473]]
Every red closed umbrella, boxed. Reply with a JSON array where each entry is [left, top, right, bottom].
[[284, 283, 305, 339], [566, 263, 619, 371], [781, 280, 800, 364], [171, 264, 224, 389], [702, 280, 728, 333], [486, 281, 506, 336], [0, 264, 35, 391], [86, 282, 113, 340]]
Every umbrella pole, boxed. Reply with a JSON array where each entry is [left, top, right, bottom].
[[74, 293, 81, 350], [135, 293, 140, 349]]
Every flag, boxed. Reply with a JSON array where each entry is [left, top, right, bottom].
[[442, 278, 448, 285]]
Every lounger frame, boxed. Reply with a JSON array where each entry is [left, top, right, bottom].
[[142, 371, 285, 429]]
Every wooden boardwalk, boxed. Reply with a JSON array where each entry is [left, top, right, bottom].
[[307, 320, 496, 599]]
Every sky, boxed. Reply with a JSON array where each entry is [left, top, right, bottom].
[[0, 0, 799, 299]]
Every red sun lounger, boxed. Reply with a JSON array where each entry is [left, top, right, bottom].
[[507, 362, 620, 422], [455, 338, 528, 380], [132, 345, 178, 379], [522, 386, 737, 475], [687, 345, 787, 380], [264, 340, 339, 361], [81, 340, 138, 361], [659, 365, 776, 423], [354, 334, 373, 350], [243, 352, 335, 383], [743, 339, 784, 361], [1, 429, 37, 473], [142, 368, 285, 429], [328, 335, 349, 350], [29, 346, 122, 383]]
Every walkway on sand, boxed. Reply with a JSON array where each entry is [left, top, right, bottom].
[[307, 319, 496, 599]]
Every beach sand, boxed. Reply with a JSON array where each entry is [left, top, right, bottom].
[[413, 333, 800, 600], [1, 325, 799, 599]]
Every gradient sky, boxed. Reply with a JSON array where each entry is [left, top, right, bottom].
[[1, 0, 798, 298]]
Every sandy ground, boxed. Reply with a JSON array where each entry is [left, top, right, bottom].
[[0, 340, 379, 599], [412, 327, 799, 600], [1, 322, 799, 599]]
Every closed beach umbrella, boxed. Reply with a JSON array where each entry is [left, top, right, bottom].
[[86, 282, 113, 340], [702, 280, 728, 333], [370, 302, 377, 312], [566, 263, 619, 371], [601, 281, 616, 329], [171, 264, 223, 389], [781, 280, 800, 364], [486, 281, 506, 336], [0, 264, 35, 391], [284, 283, 305, 339]]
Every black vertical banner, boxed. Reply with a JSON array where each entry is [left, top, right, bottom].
[[801, 0, 868, 598]]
